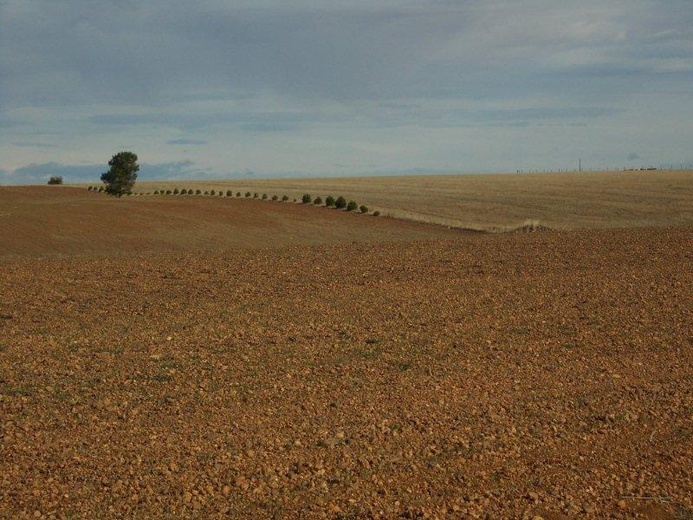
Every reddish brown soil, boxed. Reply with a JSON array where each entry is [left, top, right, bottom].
[[1, 189, 691, 519], [0, 187, 460, 259]]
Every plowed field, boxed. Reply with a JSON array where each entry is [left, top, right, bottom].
[[1, 187, 691, 519]]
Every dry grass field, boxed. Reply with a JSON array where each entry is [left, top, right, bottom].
[[1, 181, 692, 519], [132, 170, 693, 230]]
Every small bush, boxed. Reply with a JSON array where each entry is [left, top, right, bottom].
[[173, 188, 179, 195], [210, 189, 216, 196], [47, 176, 63, 185], [181, 188, 188, 195], [313, 196, 322, 205], [226, 190, 233, 197], [301, 193, 312, 204], [98, 187, 104, 192], [253, 192, 259, 198], [335, 196, 347, 209], [219, 191, 223, 196], [346, 200, 358, 212], [262, 193, 268, 200], [272, 195, 278, 201], [325, 195, 335, 207], [373, 211, 381, 217], [236, 192, 241, 197], [281, 195, 289, 202], [359, 205, 368, 214], [87, 186, 93, 191], [245, 192, 251, 198], [196, 189, 202, 195], [166, 190, 172, 195]]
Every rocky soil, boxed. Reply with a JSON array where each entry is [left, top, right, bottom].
[[1, 227, 691, 519]]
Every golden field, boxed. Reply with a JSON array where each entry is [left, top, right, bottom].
[[130, 169, 693, 230]]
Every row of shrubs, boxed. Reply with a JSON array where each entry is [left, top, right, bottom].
[[86, 186, 380, 216], [301, 194, 370, 214]]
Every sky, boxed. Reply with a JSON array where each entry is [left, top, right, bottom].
[[1, 0, 692, 185]]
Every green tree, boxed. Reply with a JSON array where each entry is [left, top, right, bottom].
[[335, 196, 347, 209], [101, 151, 139, 196], [47, 176, 63, 185]]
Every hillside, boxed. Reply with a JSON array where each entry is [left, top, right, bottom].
[[0, 187, 460, 259]]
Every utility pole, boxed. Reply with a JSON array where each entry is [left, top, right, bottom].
[[579, 158, 582, 172]]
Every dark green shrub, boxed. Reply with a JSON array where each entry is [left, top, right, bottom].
[[219, 191, 223, 196], [346, 200, 358, 212], [173, 188, 179, 195], [281, 195, 289, 202], [196, 189, 202, 195], [272, 195, 278, 201], [98, 187, 104, 192], [262, 193, 268, 200], [210, 189, 216, 196], [335, 196, 347, 209], [313, 196, 322, 205], [87, 186, 93, 191], [47, 176, 63, 185], [236, 192, 241, 197], [253, 192, 259, 198], [301, 193, 312, 204], [245, 191, 251, 198], [166, 189, 172, 195], [180, 188, 187, 195], [325, 195, 335, 207], [373, 211, 381, 217], [360, 205, 368, 213], [226, 190, 233, 197]]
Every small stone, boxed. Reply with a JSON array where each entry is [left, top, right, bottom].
[[527, 492, 540, 503], [222, 485, 231, 496], [235, 477, 250, 491], [183, 491, 192, 503], [617, 500, 627, 510]]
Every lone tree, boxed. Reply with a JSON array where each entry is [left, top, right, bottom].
[[47, 176, 63, 185], [101, 151, 139, 196]]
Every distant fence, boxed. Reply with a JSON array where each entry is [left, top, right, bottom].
[[515, 164, 693, 173]]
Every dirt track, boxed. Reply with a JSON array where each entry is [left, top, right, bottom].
[[1, 224, 691, 519]]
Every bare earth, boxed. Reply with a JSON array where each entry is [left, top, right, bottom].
[[1, 185, 692, 519]]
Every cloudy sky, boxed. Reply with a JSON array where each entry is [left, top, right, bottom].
[[1, 0, 692, 184]]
